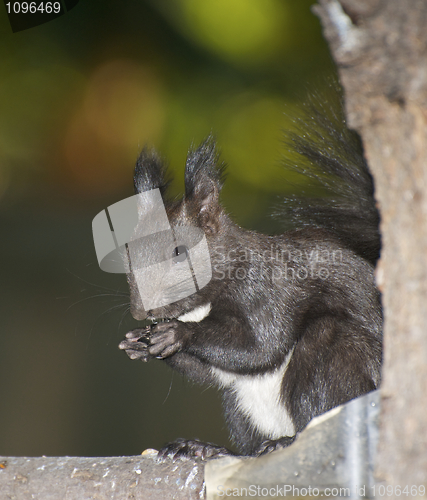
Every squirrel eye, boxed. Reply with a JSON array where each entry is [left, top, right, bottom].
[[172, 245, 188, 264]]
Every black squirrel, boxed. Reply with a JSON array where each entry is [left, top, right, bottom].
[[118, 89, 382, 459]]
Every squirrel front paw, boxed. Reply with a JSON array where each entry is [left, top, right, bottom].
[[119, 327, 151, 362], [149, 319, 190, 359]]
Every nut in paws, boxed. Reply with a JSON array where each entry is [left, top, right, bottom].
[[119, 327, 151, 362]]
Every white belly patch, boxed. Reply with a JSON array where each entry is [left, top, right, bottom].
[[178, 303, 211, 323], [211, 349, 295, 439]]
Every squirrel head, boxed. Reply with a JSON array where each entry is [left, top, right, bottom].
[[128, 136, 228, 321]]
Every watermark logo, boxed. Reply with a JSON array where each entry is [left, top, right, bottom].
[[93, 191, 346, 310], [4, 0, 80, 33], [92, 189, 212, 311]]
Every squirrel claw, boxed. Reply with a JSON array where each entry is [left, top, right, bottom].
[[157, 438, 235, 461], [119, 328, 151, 362]]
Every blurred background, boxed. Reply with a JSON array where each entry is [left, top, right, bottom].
[[0, 0, 335, 457]]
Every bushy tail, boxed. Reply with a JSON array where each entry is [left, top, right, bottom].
[[279, 84, 380, 265]]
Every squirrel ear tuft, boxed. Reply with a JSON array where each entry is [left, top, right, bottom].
[[134, 148, 171, 195], [184, 135, 226, 208]]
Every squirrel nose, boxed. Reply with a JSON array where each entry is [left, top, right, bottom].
[[130, 304, 148, 321]]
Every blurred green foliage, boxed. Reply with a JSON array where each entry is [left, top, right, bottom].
[[0, 0, 334, 214], [0, 0, 336, 457]]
